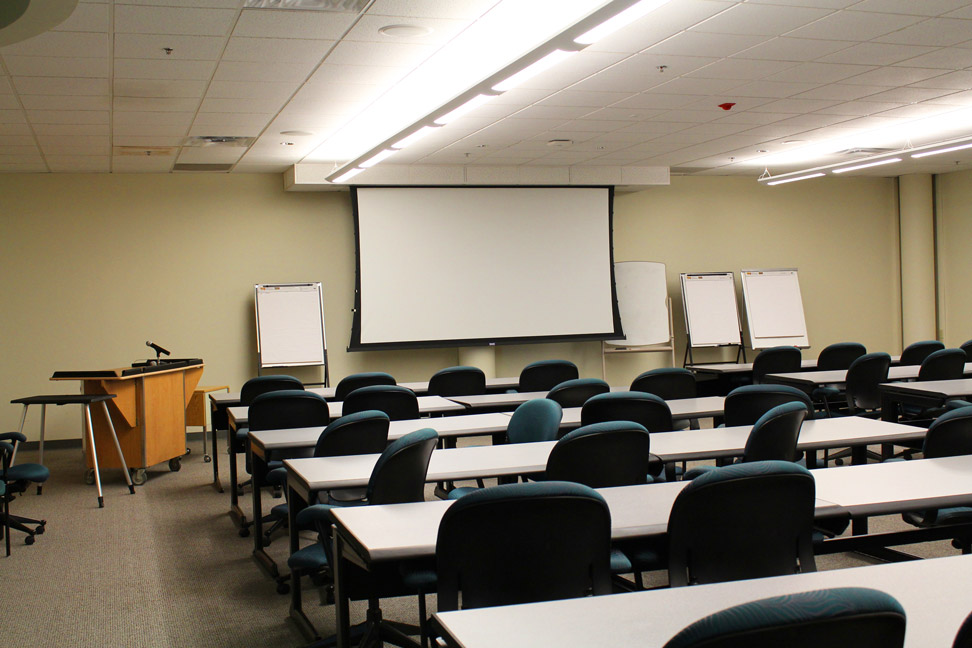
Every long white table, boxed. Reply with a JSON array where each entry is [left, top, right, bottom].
[[432, 554, 972, 648], [767, 363, 972, 393], [329, 456, 972, 648], [880, 378, 972, 422]]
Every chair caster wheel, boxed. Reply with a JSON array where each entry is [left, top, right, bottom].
[[835, 459, 844, 466], [25, 535, 35, 545], [239, 527, 250, 538], [36, 524, 45, 535], [168, 457, 182, 472], [204, 455, 212, 463], [276, 582, 290, 595]]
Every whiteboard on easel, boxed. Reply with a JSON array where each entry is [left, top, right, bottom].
[[255, 283, 327, 367], [680, 273, 742, 347], [608, 261, 670, 347], [740, 269, 809, 349]]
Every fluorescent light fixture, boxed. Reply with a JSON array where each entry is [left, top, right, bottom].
[[360, 149, 397, 168], [831, 158, 901, 174], [764, 173, 825, 186], [434, 94, 496, 125], [492, 49, 577, 92], [911, 141, 972, 158], [574, 0, 673, 45], [393, 126, 439, 150], [332, 167, 365, 183]]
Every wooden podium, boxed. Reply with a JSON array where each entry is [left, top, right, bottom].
[[51, 360, 204, 483]]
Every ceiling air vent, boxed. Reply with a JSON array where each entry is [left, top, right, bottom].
[[182, 136, 255, 148], [113, 146, 176, 157], [243, 0, 369, 11], [173, 163, 234, 172], [837, 147, 896, 156]]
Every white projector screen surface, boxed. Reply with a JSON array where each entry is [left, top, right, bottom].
[[352, 186, 620, 348]]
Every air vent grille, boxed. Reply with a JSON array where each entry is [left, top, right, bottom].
[[113, 146, 176, 157], [182, 136, 255, 148], [173, 163, 233, 172], [837, 147, 896, 156], [243, 0, 369, 11]]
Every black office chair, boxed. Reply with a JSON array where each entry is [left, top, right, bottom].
[[954, 609, 972, 648], [545, 421, 660, 587], [901, 406, 972, 552], [243, 390, 330, 543], [662, 587, 906, 648], [233, 375, 304, 495], [667, 460, 816, 587], [0, 433, 49, 549], [723, 384, 813, 427], [436, 481, 612, 612], [630, 367, 697, 400], [427, 366, 485, 397], [684, 401, 808, 479], [581, 390, 672, 479], [303, 428, 439, 648], [824, 352, 892, 465], [812, 342, 867, 415], [517, 359, 578, 392], [751, 346, 802, 384], [447, 398, 563, 499], [899, 339, 945, 366], [343, 385, 419, 421], [962, 339, 972, 363], [546, 378, 610, 408], [897, 347, 969, 425], [333, 372, 396, 401]]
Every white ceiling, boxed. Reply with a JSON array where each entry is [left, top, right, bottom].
[[2, 0, 972, 178]]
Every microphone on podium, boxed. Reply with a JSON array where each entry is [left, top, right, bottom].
[[146, 341, 171, 360]]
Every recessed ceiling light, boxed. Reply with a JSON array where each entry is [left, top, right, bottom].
[[379, 24, 432, 38], [782, 140, 805, 145], [547, 139, 573, 148], [756, 149, 767, 153], [280, 130, 314, 136]]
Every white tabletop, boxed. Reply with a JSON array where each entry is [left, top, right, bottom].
[[432, 554, 972, 648], [688, 359, 818, 374], [227, 394, 466, 428], [880, 378, 972, 398], [769, 363, 972, 388], [285, 417, 924, 494], [249, 412, 513, 456], [210, 378, 519, 405], [558, 396, 726, 427]]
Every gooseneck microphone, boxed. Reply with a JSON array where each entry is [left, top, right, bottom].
[[146, 341, 171, 358]]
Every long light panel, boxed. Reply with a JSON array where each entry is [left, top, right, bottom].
[[317, 0, 674, 183]]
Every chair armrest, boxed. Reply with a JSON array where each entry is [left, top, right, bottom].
[[265, 467, 287, 487], [0, 432, 26, 444], [295, 503, 339, 532]]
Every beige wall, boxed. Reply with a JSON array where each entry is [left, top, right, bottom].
[[935, 168, 972, 347], [1, 172, 903, 440]]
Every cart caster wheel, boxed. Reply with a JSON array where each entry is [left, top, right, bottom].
[[130, 468, 148, 485], [239, 527, 250, 538], [185, 447, 191, 455], [168, 457, 182, 472], [276, 582, 290, 595], [84, 469, 95, 485], [25, 535, 34, 545], [204, 455, 212, 463]]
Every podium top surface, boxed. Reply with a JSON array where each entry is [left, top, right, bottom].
[[12, 394, 117, 405], [51, 358, 204, 380]]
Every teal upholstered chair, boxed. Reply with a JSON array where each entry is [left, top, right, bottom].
[[546, 377, 610, 408], [343, 384, 419, 421], [581, 390, 673, 479], [233, 375, 304, 495], [517, 360, 578, 392], [812, 342, 866, 415], [751, 346, 802, 384], [0, 433, 49, 549], [899, 339, 945, 366], [662, 587, 906, 648], [333, 372, 396, 401], [427, 366, 485, 397]]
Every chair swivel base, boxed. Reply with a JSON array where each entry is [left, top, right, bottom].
[[2, 512, 46, 545], [304, 609, 422, 648]]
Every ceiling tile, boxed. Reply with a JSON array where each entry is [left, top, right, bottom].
[[112, 155, 178, 173], [222, 37, 333, 63], [324, 39, 433, 68], [688, 58, 799, 80], [207, 80, 299, 99], [114, 111, 194, 127], [113, 123, 191, 137], [689, 4, 833, 36], [785, 11, 923, 41], [343, 14, 468, 44], [840, 0, 972, 15], [584, 0, 739, 55], [114, 96, 202, 111], [749, 97, 843, 113], [0, 95, 19, 110], [367, 0, 497, 21], [189, 112, 273, 134], [910, 70, 972, 89], [33, 123, 109, 135], [113, 34, 227, 61], [863, 86, 961, 104], [114, 6, 238, 36], [818, 42, 937, 66], [114, 79, 209, 98], [647, 31, 771, 59], [112, 135, 184, 147], [52, 2, 110, 32], [841, 67, 951, 87], [791, 83, 888, 101], [537, 90, 634, 108], [2, 56, 108, 78], [726, 80, 821, 98], [114, 59, 218, 80], [114, 0, 244, 8], [177, 146, 244, 163], [0, 77, 11, 94], [0, 144, 39, 155], [0, 123, 31, 135], [200, 96, 286, 113], [21, 95, 109, 111], [232, 9, 358, 39], [874, 18, 972, 47], [213, 60, 316, 82], [0, 32, 109, 58], [896, 47, 972, 69], [814, 100, 905, 116], [46, 156, 110, 172], [27, 110, 109, 124], [763, 62, 875, 84], [734, 37, 854, 62]]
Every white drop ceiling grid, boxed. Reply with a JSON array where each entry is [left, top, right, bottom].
[[0, 0, 970, 177]]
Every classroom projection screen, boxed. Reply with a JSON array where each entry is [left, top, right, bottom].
[[349, 186, 622, 350]]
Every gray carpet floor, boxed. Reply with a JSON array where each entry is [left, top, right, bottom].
[[0, 438, 960, 647]]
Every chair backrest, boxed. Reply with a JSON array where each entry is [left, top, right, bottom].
[[667, 460, 816, 587], [342, 384, 419, 421], [240, 375, 303, 405], [314, 410, 390, 457], [333, 372, 396, 401], [545, 421, 652, 488], [743, 401, 808, 463], [435, 481, 612, 611], [580, 391, 674, 433], [816, 342, 867, 371], [518, 360, 579, 393], [954, 609, 972, 648], [844, 352, 892, 412], [427, 366, 486, 397], [546, 378, 610, 408], [366, 428, 438, 504], [662, 587, 906, 648], [752, 346, 802, 384], [723, 385, 813, 427], [248, 390, 329, 432], [923, 406, 972, 459], [899, 339, 945, 366], [919, 348, 967, 382], [961, 339, 972, 363], [506, 398, 563, 444], [629, 367, 697, 400]]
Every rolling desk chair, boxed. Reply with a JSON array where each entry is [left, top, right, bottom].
[[630, 368, 697, 430], [751, 346, 802, 385], [812, 342, 867, 415], [233, 375, 304, 496], [333, 372, 396, 401], [517, 360, 578, 393], [662, 587, 906, 648], [343, 385, 419, 421], [0, 433, 49, 548], [427, 366, 485, 397], [546, 378, 610, 408], [580, 391, 672, 479], [899, 339, 945, 366], [962, 339, 972, 363]]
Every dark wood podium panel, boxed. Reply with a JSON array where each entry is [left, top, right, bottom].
[[52, 363, 204, 471]]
